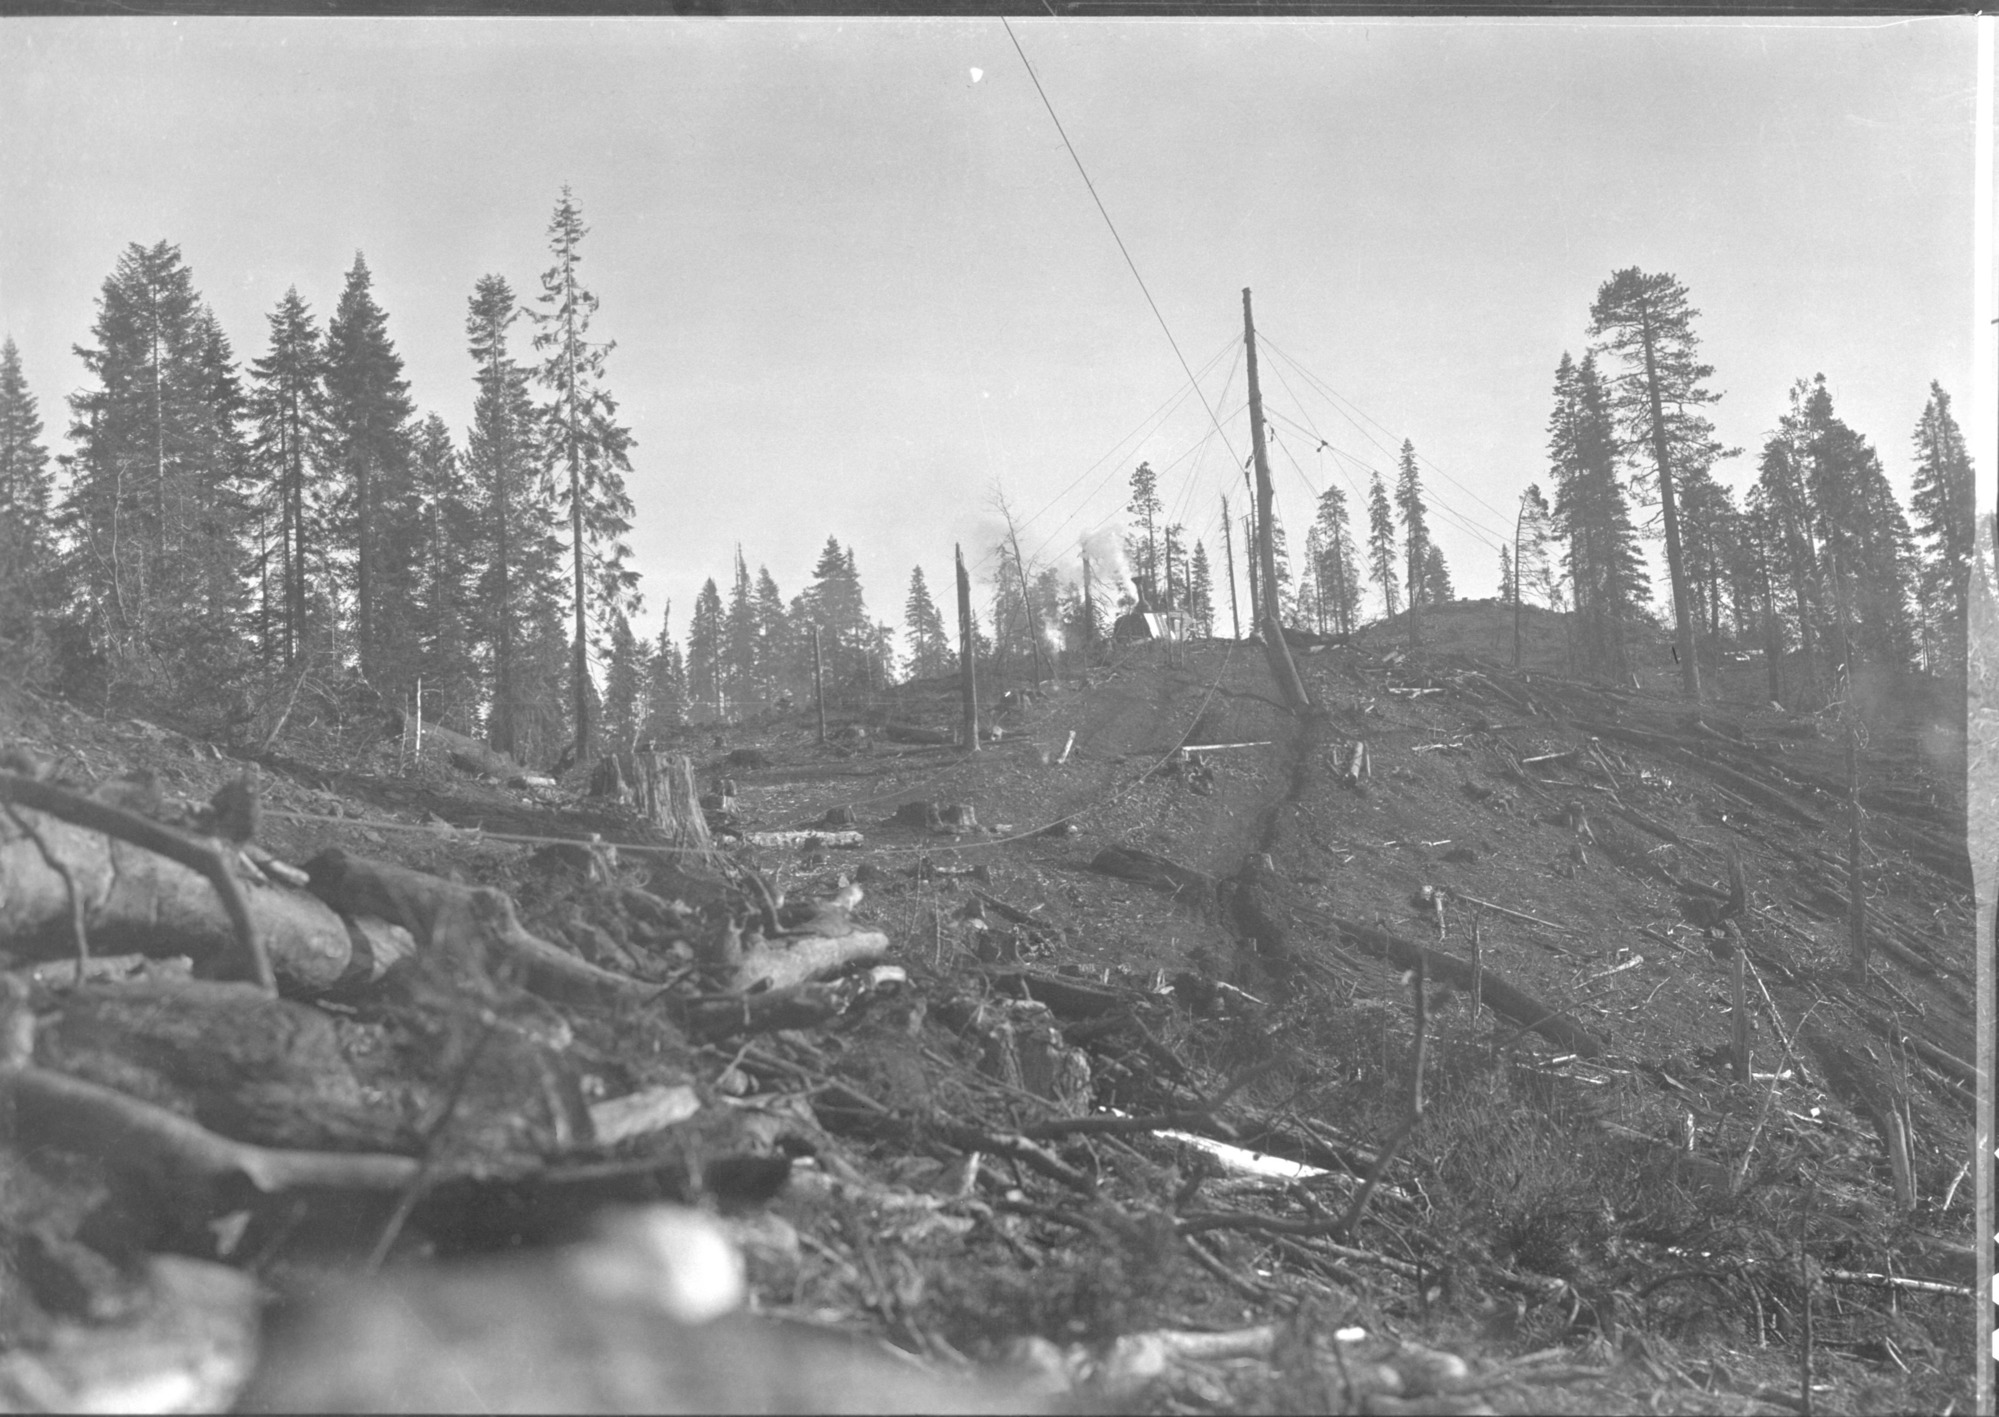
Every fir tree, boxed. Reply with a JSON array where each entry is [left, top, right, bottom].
[[601, 607, 645, 750], [406, 414, 483, 732], [465, 274, 557, 759], [1422, 543, 1453, 605], [1908, 381, 1975, 675], [1366, 471, 1400, 620], [803, 537, 871, 691], [247, 287, 334, 666], [325, 253, 415, 687], [686, 577, 727, 721], [0, 338, 54, 667], [1394, 440, 1430, 644], [530, 188, 639, 760], [723, 547, 759, 712], [1312, 485, 1361, 637], [1547, 353, 1648, 679], [753, 568, 792, 703], [63, 242, 252, 697], [1188, 542, 1214, 636], [904, 565, 952, 679], [640, 601, 688, 740], [1497, 544, 1514, 602]]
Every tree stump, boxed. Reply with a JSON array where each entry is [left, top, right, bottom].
[[634, 752, 715, 860]]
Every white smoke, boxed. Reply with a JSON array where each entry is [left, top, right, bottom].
[[1077, 528, 1132, 597]]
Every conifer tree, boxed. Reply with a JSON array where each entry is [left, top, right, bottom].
[[641, 601, 688, 740], [724, 547, 760, 712], [753, 568, 792, 703], [465, 274, 557, 758], [406, 414, 483, 732], [1422, 543, 1453, 605], [1498, 544, 1514, 603], [1366, 471, 1400, 620], [687, 578, 726, 721], [0, 338, 54, 667], [1588, 269, 1733, 698], [1908, 381, 1975, 675], [248, 288, 334, 666], [1125, 462, 1163, 600], [64, 242, 252, 697], [601, 607, 645, 750], [904, 565, 952, 679], [1188, 542, 1215, 635], [1547, 353, 1648, 679], [1394, 440, 1430, 646], [324, 254, 415, 687], [530, 188, 639, 761], [803, 537, 871, 691]]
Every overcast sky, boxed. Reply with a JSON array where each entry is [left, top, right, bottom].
[[0, 16, 1986, 649]]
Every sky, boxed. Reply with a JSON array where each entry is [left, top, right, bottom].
[[0, 15, 1988, 652]]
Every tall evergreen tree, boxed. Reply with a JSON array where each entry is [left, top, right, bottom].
[[1125, 462, 1163, 601], [1908, 381, 1975, 676], [247, 288, 334, 666], [903, 565, 952, 679], [723, 547, 761, 713], [406, 414, 483, 732], [1366, 471, 1400, 620], [640, 601, 687, 740], [1497, 544, 1514, 603], [63, 241, 252, 697], [530, 188, 639, 761], [1675, 464, 1740, 658], [686, 577, 726, 720], [802, 537, 871, 691], [753, 568, 792, 703], [324, 253, 415, 688], [0, 338, 54, 666], [1422, 542, 1453, 605], [1394, 440, 1431, 645], [1312, 485, 1360, 637], [1588, 269, 1732, 698], [1547, 352, 1648, 679], [1188, 542, 1215, 635], [465, 274, 558, 759], [601, 607, 645, 750]]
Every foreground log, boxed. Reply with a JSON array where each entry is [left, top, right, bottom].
[[395, 717, 521, 779], [0, 806, 413, 996]]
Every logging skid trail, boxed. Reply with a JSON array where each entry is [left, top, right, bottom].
[[0, 597, 1980, 1414]]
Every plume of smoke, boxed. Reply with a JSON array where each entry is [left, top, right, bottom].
[[1077, 528, 1132, 595]]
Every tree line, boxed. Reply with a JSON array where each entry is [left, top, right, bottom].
[[1517, 267, 1976, 707]]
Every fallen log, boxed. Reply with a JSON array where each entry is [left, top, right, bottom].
[[878, 723, 956, 746], [398, 718, 520, 779], [740, 830, 865, 849], [1, 1064, 423, 1195], [734, 929, 891, 995], [1088, 845, 1217, 912], [1577, 723, 1825, 829], [0, 808, 413, 996], [0, 771, 274, 992], [1327, 916, 1606, 1058]]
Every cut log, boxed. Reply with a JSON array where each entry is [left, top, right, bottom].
[[1328, 916, 1606, 1058], [399, 719, 520, 779], [0, 811, 415, 996], [1088, 846, 1217, 913], [879, 723, 956, 746], [740, 830, 865, 849], [734, 930, 890, 994]]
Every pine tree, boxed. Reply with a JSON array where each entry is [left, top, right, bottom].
[[63, 241, 253, 699], [0, 338, 54, 667], [465, 274, 557, 759], [1908, 381, 1975, 675], [1125, 462, 1163, 601], [247, 288, 334, 666], [1188, 542, 1215, 636], [1366, 471, 1400, 621], [1588, 269, 1733, 698], [323, 254, 416, 688], [530, 188, 639, 761], [687, 578, 726, 721], [904, 565, 951, 679]]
